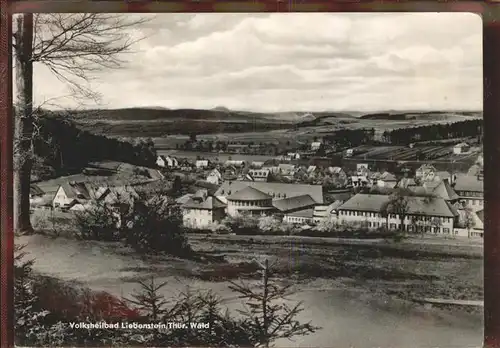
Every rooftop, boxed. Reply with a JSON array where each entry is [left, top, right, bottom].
[[454, 174, 484, 193], [339, 193, 457, 217], [227, 186, 272, 201], [215, 181, 324, 204], [182, 196, 227, 210], [30, 184, 44, 196], [286, 208, 315, 218], [428, 180, 459, 201], [273, 194, 316, 212]]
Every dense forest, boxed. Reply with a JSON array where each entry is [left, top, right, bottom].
[[31, 111, 157, 180], [321, 119, 482, 148], [382, 119, 483, 145]]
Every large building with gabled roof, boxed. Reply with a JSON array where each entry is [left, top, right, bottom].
[[215, 181, 323, 205], [337, 193, 459, 235], [181, 193, 227, 229]]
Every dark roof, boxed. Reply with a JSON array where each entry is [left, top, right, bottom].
[[338, 194, 388, 213], [286, 208, 315, 218], [339, 193, 456, 217], [227, 186, 272, 201], [273, 194, 316, 212], [454, 174, 483, 193], [215, 181, 323, 203], [430, 180, 459, 201], [30, 184, 44, 196], [476, 209, 484, 223], [182, 196, 227, 210], [176, 194, 193, 205], [60, 182, 91, 200], [327, 190, 353, 202]]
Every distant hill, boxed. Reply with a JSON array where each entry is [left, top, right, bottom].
[[212, 106, 231, 112], [359, 111, 483, 121]]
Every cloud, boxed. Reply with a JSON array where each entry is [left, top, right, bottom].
[[30, 12, 482, 112]]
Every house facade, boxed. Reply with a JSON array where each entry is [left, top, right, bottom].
[[453, 142, 471, 154], [248, 169, 270, 182], [337, 194, 457, 235], [52, 182, 93, 210], [415, 164, 437, 181], [453, 174, 484, 212], [181, 195, 227, 229], [156, 155, 179, 168], [283, 209, 314, 224], [311, 142, 322, 151], [206, 169, 223, 185], [226, 186, 275, 217], [196, 160, 210, 169]]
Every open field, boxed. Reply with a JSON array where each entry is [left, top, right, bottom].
[[62, 107, 481, 140], [17, 232, 483, 347], [351, 145, 481, 162]]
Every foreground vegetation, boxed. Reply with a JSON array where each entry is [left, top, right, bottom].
[[15, 244, 319, 347]]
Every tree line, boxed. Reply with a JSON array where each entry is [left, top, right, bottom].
[[381, 119, 482, 145], [31, 110, 157, 180]]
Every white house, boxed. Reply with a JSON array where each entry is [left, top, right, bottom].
[[375, 172, 398, 188], [196, 160, 210, 169], [181, 194, 227, 229], [284, 152, 301, 161], [52, 182, 93, 210], [453, 174, 484, 212], [337, 193, 458, 235], [453, 142, 471, 155], [311, 141, 322, 151], [248, 169, 270, 182], [415, 164, 437, 181], [225, 160, 246, 168], [156, 155, 178, 168], [206, 168, 223, 185]]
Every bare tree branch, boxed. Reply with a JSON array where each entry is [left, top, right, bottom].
[[29, 13, 151, 101]]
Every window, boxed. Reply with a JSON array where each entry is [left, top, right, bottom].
[[443, 228, 450, 234]]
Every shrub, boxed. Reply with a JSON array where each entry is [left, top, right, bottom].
[[123, 194, 192, 256], [222, 214, 260, 235], [74, 202, 120, 241]]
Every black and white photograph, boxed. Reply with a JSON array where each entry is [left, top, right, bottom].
[[13, 12, 483, 347]]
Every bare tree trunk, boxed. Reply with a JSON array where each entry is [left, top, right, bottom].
[[13, 14, 34, 234]]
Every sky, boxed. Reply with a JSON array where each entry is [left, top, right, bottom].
[[31, 12, 482, 112]]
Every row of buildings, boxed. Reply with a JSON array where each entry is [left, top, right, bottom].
[[179, 170, 484, 238]]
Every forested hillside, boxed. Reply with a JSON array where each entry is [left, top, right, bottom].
[[30, 111, 157, 181]]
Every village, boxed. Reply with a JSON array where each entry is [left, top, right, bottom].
[[29, 138, 484, 240]]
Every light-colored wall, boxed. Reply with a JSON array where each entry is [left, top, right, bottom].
[[337, 210, 454, 234], [183, 208, 220, 229], [284, 215, 312, 224], [458, 197, 484, 212], [52, 187, 73, 208], [227, 199, 272, 217], [206, 174, 221, 185]]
